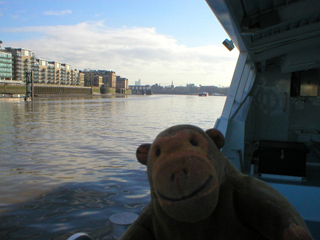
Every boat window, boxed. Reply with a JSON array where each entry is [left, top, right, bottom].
[[290, 69, 319, 97]]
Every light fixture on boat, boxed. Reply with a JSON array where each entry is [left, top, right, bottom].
[[222, 39, 234, 51]]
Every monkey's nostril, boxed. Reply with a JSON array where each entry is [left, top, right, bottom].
[[183, 169, 188, 175], [190, 139, 198, 146], [171, 174, 175, 181], [156, 148, 161, 157]]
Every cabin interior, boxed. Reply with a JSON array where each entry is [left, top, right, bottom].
[[207, 0, 320, 185], [245, 61, 320, 185], [207, 0, 320, 236]]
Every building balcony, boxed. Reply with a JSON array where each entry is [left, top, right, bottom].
[[0, 59, 13, 63], [0, 73, 12, 78], [0, 68, 12, 72]]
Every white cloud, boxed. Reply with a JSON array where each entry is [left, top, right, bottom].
[[43, 10, 72, 16], [3, 21, 238, 86]]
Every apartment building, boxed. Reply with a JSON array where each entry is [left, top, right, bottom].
[[83, 71, 96, 86], [33, 59, 47, 83], [0, 50, 13, 81], [50, 61, 61, 84], [79, 72, 85, 86], [39, 59, 48, 83], [116, 76, 128, 93], [3, 47, 81, 85], [104, 71, 116, 88], [5, 47, 36, 82], [70, 69, 80, 85], [129, 85, 151, 95], [83, 70, 117, 87], [47, 61, 55, 84], [96, 70, 116, 88]]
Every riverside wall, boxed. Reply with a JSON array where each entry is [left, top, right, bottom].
[[0, 83, 132, 96], [0, 83, 93, 95], [34, 85, 92, 95]]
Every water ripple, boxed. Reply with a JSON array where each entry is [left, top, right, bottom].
[[0, 95, 225, 239]]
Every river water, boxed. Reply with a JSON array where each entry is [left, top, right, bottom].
[[0, 94, 226, 240]]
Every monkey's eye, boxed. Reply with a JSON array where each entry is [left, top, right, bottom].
[[190, 139, 198, 146], [155, 148, 161, 157]]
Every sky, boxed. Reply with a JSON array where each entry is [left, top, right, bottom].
[[0, 0, 239, 87]]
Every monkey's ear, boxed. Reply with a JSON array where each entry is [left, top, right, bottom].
[[136, 144, 151, 165], [205, 128, 225, 149]]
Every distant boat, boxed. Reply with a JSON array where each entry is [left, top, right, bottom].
[[198, 92, 208, 96]]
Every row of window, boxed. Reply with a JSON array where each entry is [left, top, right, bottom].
[[0, 73, 12, 77], [0, 59, 13, 63], [0, 68, 13, 73], [0, 54, 12, 59], [0, 64, 13, 68]]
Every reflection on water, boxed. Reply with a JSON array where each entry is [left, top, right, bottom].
[[0, 171, 150, 240], [0, 95, 225, 239]]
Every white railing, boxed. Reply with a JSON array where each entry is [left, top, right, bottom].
[[0, 80, 23, 84]]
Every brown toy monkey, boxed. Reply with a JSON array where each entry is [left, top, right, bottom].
[[120, 125, 313, 240]]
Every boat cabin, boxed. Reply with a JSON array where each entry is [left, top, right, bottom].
[[206, 0, 320, 237]]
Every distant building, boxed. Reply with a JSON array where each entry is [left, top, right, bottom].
[[84, 71, 96, 86], [71, 69, 80, 85], [186, 83, 199, 94], [102, 71, 116, 88], [60, 63, 70, 85], [47, 61, 55, 84], [3, 47, 81, 85], [174, 86, 188, 94], [0, 50, 13, 81], [35, 59, 48, 84], [84, 70, 116, 88], [116, 76, 129, 93], [151, 84, 163, 94], [5, 47, 35, 82], [199, 85, 229, 95], [129, 85, 152, 95], [135, 79, 141, 86], [79, 72, 85, 86], [49, 61, 61, 84], [95, 75, 103, 86]]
